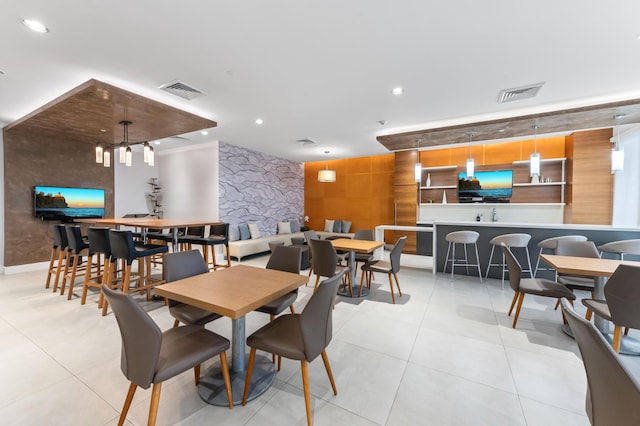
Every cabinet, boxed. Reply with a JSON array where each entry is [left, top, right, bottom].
[[418, 165, 458, 204]]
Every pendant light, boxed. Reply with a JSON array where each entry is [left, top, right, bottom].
[[103, 150, 111, 167], [415, 138, 422, 182], [143, 142, 150, 163], [466, 132, 475, 178], [120, 120, 131, 165], [530, 124, 540, 177], [125, 146, 132, 167], [611, 114, 625, 173], [318, 151, 336, 182], [148, 146, 155, 167], [119, 142, 126, 163], [95, 143, 103, 163]]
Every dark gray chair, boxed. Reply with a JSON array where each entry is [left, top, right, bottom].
[[360, 236, 407, 303], [554, 240, 600, 309], [102, 285, 233, 426], [82, 227, 112, 309], [178, 223, 231, 270], [308, 239, 351, 294], [242, 269, 346, 426], [582, 264, 640, 353], [164, 250, 222, 328], [353, 229, 375, 271], [561, 299, 640, 425], [534, 235, 587, 277], [60, 225, 91, 300], [502, 245, 575, 328]]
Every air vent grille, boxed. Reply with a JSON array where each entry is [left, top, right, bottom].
[[498, 82, 545, 103], [158, 80, 206, 100], [296, 139, 317, 147]]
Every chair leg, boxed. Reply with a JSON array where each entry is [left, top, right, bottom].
[[484, 245, 496, 280], [148, 382, 162, 426], [359, 271, 366, 297], [194, 364, 201, 385], [625, 327, 630, 336], [393, 273, 402, 297], [554, 298, 561, 310], [508, 292, 519, 316], [320, 350, 337, 395], [313, 275, 321, 291], [301, 360, 312, 426], [80, 254, 94, 305], [66, 253, 81, 300], [45, 247, 58, 289], [388, 274, 395, 304], [118, 382, 137, 426], [219, 351, 233, 409], [613, 325, 623, 353], [242, 347, 257, 405], [585, 309, 593, 321], [172, 319, 180, 328], [512, 292, 525, 328], [289, 304, 296, 314], [53, 249, 66, 292]]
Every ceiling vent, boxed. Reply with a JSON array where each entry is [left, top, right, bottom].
[[296, 139, 317, 147], [497, 82, 545, 103], [158, 80, 206, 100]]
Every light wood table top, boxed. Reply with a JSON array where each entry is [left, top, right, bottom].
[[154, 265, 309, 319], [74, 218, 217, 229], [330, 238, 385, 253], [540, 254, 640, 277]]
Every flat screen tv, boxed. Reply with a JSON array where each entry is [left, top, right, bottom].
[[34, 186, 105, 221], [458, 170, 513, 202]]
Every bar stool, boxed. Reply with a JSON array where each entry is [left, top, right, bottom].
[[51, 225, 71, 293], [81, 227, 112, 309], [534, 235, 587, 277], [179, 223, 231, 270], [60, 225, 92, 300], [485, 233, 533, 287], [444, 231, 482, 282], [46, 224, 66, 290], [598, 239, 640, 260]]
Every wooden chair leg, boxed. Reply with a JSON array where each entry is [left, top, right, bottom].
[[554, 298, 561, 310], [613, 325, 623, 353], [313, 275, 321, 291], [393, 273, 402, 297], [194, 364, 201, 385], [388, 274, 395, 304], [242, 347, 257, 405], [512, 292, 525, 328], [80, 254, 94, 305], [321, 350, 337, 395], [66, 253, 81, 300], [45, 247, 58, 289], [301, 360, 312, 426], [277, 355, 282, 371], [53, 249, 66, 292], [172, 319, 180, 328], [148, 382, 162, 426], [219, 351, 233, 409], [585, 309, 593, 321], [508, 292, 519, 316], [359, 271, 366, 297], [625, 327, 630, 336], [225, 244, 231, 268], [59, 252, 73, 295], [118, 382, 137, 426]]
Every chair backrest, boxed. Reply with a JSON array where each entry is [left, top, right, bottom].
[[87, 227, 111, 256], [102, 285, 162, 389], [501, 245, 522, 292], [556, 240, 600, 258], [561, 299, 640, 425], [164, 250, 209, 282], [65, 225, 86, 253], [300, 269, 346, 361], [537, 235, 587, 249], [52, 224, 66, 249], [604, 264, 640, 329], [266, 245, 301, 274], [304, 230, 320, 242], [599, 239, 640, 258], [390, 236, 407, 273], [109, 230, 137, 264], [209, 223, 229, 240], [186, 226, 205, 237], [354, 229, 374, 241], [308, 239, 339, 278]]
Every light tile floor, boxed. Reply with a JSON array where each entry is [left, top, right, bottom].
[[1, 253, 639, 425]]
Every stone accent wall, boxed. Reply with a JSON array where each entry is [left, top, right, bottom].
[[219, 142, 303, 236]]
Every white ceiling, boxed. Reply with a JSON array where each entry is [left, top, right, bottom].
[[2, 0, 640, 162]]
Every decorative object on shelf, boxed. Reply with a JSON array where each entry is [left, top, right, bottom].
[[300, 215, 310, 231], [426, 173, 431, 187], [611, 114, 625, 173], [466, 132, 475, 178], [318, 150, 337, 182], [146, 178, 163, 218], [531, 174, 539, 184], [530, 124, 540, 177], [442, 190, 447, 204]]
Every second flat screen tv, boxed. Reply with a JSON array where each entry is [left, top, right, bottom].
[[458, 170, 513, 201], [34, 186, 105, 221]]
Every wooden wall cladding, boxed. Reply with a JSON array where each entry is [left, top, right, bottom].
[[393, 151, 418, 252], [304, 154, 395, 235]]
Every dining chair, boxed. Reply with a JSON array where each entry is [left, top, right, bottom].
[[353, 229, 375, 272], [308, 239, 351, 294], [102, 285, 233, 426], [553, 240, 600, 309], [502, 245, 575, 328], [534, 235, 587, 277], [164, 250, 222, 328], [360, 236, 407, 303], [242, 269, 346, 426], [581, 264, 640, 353], [561, 299, 640, 425]]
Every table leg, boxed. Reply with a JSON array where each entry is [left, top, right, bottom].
[[197, 316, 277, 405], [172, 228, 178, 252], [337, 250, 370, 297]]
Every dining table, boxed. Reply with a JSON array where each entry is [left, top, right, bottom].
[[154, 264, 308, 405], [330, 238, 385, 297], [540, 254, 640, 353]]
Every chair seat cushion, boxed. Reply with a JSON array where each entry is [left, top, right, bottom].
[[255, 291, 298, 316], [362, 260, 391, 274], [558, 275, 595, 292], [180, 235, 228, 246], [154, 325, 229, 384], [133, 243, 169, 259], [247, 314, 306, 361], [582, 299, 612, 320], [519, 278, 576, 300], [169, 303, 222, 326]]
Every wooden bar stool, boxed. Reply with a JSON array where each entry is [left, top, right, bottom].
[[60, 225, 93, 300], [81, 227, 113, 309], [46, 224, 66, 290]]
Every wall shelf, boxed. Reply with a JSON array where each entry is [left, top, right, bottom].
[[420, 185, 457, 190], [422, 165, 458, 171], [513, 182, 566, 187], [512, 157, 566, 165]]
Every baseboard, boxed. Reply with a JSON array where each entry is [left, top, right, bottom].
[[3, 261, 49, 275]]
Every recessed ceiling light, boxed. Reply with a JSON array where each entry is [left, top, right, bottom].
[[0, 70, 5, 76], [391, 87, 404, 96], [201, 130, 208, 135], [154, 141, 161, 145], [255, 118, 263, 125], [20, 18, 49, 33], [498, 129, 505, 133]]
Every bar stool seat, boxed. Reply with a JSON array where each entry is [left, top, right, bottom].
[[444, 231, 482, 282], [599, 239, 640, 260], [485, 233, 533, 287], [534, 235, 587, 277]]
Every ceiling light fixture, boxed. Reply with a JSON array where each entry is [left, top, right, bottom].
[[612, 114, 625, 173], [414, 138, 422, 182], [143, 142, 150, 163], [95, 143, 103, 164], [255, 118, 264, 125], [201, 130, 208, 135], [20, 18, 49, 33], [530, 124, 541, 178], [391, 87, 404, 96], [318, 151, 336, 182], [467, 132, 475, 178], [148, 146, 155, 167]]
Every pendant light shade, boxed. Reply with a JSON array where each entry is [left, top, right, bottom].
[[95, 143, 103, 163], [318, 150, 336, 182], [125, 146, 132, 167], [103, 150, 111, 167], [143, 142, 150, 163], [148, 146, 155, 167], [466, 132, 475, 178], [612, 114, 625, 173], [119, 142, 126, 163], [530, 124, 540, 177], [414, 163, 422, 182]]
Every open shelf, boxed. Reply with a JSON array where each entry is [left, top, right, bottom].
[[512, 157, 566, 165], [513, 182, 566, 187], [422, 165, 457, 171], [420, 185, 457, 190]]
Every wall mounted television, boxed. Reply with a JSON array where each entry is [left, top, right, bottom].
[[34, 186, 105, 221], [458, 170, 513, 202]]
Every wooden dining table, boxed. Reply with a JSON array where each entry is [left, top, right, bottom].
[[154, 265, 308, 405], [330, 238, 385, 297]]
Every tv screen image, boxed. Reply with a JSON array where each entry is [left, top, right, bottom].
[[458, 170, 513, 200], [34, 186, 105, 221]]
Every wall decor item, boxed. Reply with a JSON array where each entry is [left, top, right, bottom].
[[146, 178, 162, 218], [442, 190, 447, 204]]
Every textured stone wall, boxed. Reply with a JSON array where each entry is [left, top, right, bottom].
[[218, 142, 303, 237]]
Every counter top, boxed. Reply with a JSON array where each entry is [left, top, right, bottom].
[[416, 220, 640, 233]]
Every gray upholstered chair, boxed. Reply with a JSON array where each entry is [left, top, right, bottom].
[[242, 269, 346, 426], [502, 245, 575, 328], [582, 264, 640, 353], [360, 236, 407, 303], [353, 229, 375, 272], [164, 250, 222, 328], [178, 223, 231, 270], [308, 238, 351, 293], [554, 240, 600, 308], [561, 299, 640, 425], [598, 239, 640, 260], [485, 233, 533, 287], [102, 285, 233, 426], [444, 230, 482, 282], [534, 235, 587, 277]]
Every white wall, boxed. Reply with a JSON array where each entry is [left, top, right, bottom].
[[0, 125, 5, 269], [157, 141, 219, 220], [114, 149, 159, 218], [419, 203, 564, 224], [612, 125, 640, 227]]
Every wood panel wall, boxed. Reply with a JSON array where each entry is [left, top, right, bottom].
[[304, 154, 395, 236], [393, 150, 419, 252]]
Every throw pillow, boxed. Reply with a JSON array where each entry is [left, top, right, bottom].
[[228, 225, 240, 242], [324, 219, 335, 232], [333, 220, 342, 233], [278, 221, 291, 234], [248, 223, 261, 239], [341, 220, 352, 233], [289, 220, 300, 233], [238, 223, 251, 240]]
